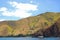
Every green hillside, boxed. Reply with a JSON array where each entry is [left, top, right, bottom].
[[0, 12, 60, 37]]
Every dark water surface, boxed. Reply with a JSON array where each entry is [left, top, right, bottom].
[[0, 37, 60, 40]]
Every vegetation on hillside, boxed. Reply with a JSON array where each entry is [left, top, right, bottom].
[[0, 12, 60, 37]]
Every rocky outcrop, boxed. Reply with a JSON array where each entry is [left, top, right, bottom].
[[43, 18, 60, 37], [33, 18, 60, 37]]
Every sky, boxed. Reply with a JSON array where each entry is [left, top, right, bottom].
[[0, 0, 60, 21]]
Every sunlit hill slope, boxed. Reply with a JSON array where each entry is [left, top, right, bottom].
[[0, 12, 60, 37]]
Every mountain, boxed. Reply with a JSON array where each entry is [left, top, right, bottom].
[[0, 12, 60, 37]]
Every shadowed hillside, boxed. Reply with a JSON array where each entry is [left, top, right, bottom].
[[43, 18, 60, 37], [0, 12, 60, 37]]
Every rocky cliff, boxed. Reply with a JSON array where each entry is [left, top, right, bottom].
[[43, 18, 60, 37]]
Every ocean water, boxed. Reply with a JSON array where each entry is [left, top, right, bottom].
[[0, 37, 60, 40]]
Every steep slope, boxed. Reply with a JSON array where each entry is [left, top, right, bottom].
[[43, 18, 60, 37], [0, 12, 60, 37]]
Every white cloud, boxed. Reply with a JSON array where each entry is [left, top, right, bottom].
[[1, 1, 38, 18], [10, 1, 38, 11], [0, 7, 7, 11], [2, 10, 32, 18], [0, 19, 6, 22]]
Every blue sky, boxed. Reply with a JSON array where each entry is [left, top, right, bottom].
[[0, 0, 60, 21]]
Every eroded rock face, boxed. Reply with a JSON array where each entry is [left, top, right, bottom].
[[43, 18, 60, 37], [32, 18, 60, 37], [43, 24, 59, 37]]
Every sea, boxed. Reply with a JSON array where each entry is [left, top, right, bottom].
[[0, 37, 60, 40]]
